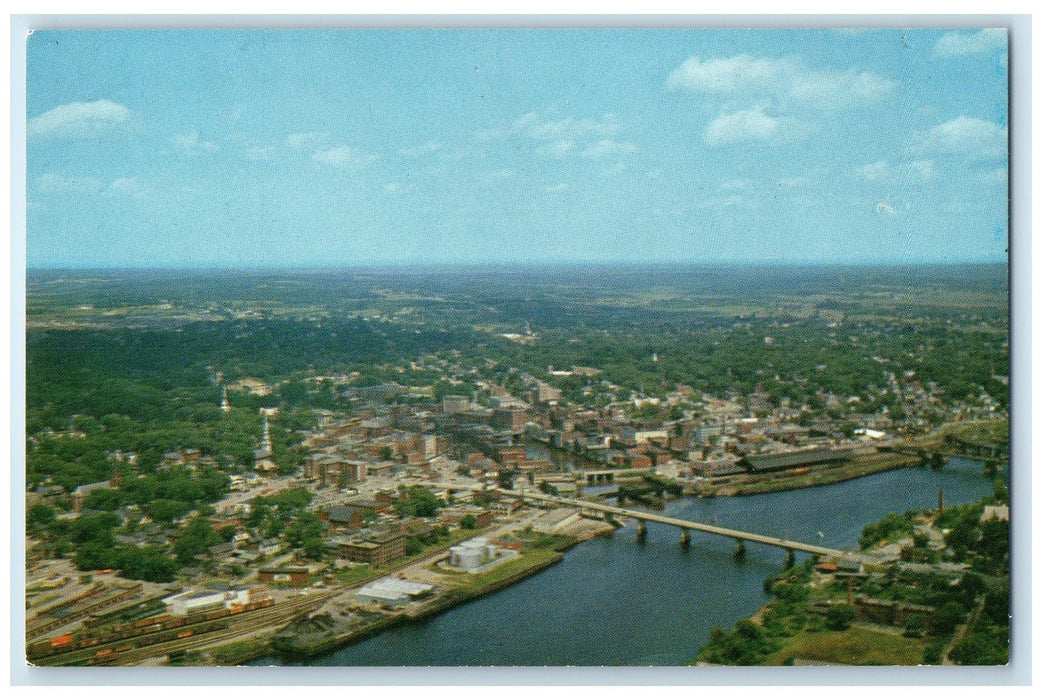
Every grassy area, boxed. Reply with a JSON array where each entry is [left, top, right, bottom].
[[909, 418, 1008, 451], [465, 548, 563, 589], [206, 637, 272, 666], [766, 625, 927, 666], [336, 566, 374, 586], [433, 532, 572, 592]]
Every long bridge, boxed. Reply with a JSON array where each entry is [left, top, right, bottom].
[[415, 480, 869, 565]]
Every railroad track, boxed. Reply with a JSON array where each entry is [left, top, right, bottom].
[[112, 591, 340, 666], [34, 591, 339, 667]]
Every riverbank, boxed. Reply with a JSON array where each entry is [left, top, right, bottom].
[[266, 542, 574, 662], [691, 486, 1009, 667], [231, 459, 998, 666], [689, 451, 923, 498], [213, 522, 614, 665]]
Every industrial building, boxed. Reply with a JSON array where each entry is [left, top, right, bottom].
[[355, 577, 434, 607], [161, 587, 264, 616]]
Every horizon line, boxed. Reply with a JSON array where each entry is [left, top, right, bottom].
[[25, 259, 1010, 273]]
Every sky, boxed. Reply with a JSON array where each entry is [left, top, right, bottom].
[[24, 28, 1009, 268]]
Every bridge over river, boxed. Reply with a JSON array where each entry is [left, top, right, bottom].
[[415, 480, 874, 566]]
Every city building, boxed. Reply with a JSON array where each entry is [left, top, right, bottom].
[[355, 577, 434, 607]]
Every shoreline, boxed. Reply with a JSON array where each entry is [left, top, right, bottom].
[[197, 448, 1003, 667], [690, 452, 924, 498], [213, 524, 610, 666]]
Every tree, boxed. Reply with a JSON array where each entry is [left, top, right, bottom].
[[146, 498, 192, 524], [27, 504, 56, 529], [930, 601, 967, 637], [395, 486, 442, 518], [949, 631, 1009, 665], [992, 478, 1009, 504], [74, 542, 118, 572], [116, 546, 179, 582], [82, 488, 123, 512], [903, 613, 927, 638], [285, 511, 323, 547], [175, 517, 217, 564], [825, 604, 857, 631], [460, 514, 478, 530], [301, 537, 326, 560]]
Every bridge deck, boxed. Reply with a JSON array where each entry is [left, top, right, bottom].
[[501, 489, 855, 558], [412, 481, 861, 560]]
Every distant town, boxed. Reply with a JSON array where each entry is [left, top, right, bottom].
[[24, 265, 1010, 666]]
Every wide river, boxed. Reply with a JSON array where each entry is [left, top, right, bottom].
[[253, 458, 999, 666]]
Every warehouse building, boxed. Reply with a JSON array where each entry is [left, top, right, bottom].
[[355, 578, 434, 607]]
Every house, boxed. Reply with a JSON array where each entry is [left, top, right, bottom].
[[258, 538, 282, 556], [981, 505, 1010, 523], [207, 542, 236, 560], [319, 504, 370, 531]]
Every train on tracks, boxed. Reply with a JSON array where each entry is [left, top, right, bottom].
[[27, 597, 275, 663]]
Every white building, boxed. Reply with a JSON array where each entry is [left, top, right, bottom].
[[355, 577, 434, 607], [448, 537, 497, 570], [162, 588, 253, 616]]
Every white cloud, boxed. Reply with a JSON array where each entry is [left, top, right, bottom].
[[28, 100, 133, 139], [703, 107, 784, 146], [172, 131, 218, 156], [859, 161, 891, 181], [400, 141, 442, 157], [285, 131, 331, 149], [312, 146, 376, 168], [777, 175, 812, 188], [545, 183, 570, 193], [983, 167, 1009, 186], [666, 54, 896, 110], [105, 177, 145, 198], [483, 169, 516, 182], [245, 146, 274, 161], [583, 139, 637, 158], [480, 111, 634, 159], [719, 178, 752, 191], [527, 114, 620, 141], [384, 182, 402, 193], [876, 201, 898, 216], [904, 160, 936, 180], [540, 139, 576, 157], [35, 173, 102, 193], [695, 194, 743, 209], [860, 159, 936, 182], [920, 116, 1007, 158], [934, 28, 1007, 57], [35, 173, 143, 198]]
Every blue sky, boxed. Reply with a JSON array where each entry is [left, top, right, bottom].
[[25, 28, 1009, 268]]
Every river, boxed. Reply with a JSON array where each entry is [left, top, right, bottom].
[[251, 457, 1000, 666]]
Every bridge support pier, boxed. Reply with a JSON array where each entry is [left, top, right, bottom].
[[734, 540, 746, 560], [785, 549, 796, 569], [680, 528, 690, 547], [636, 520, 647, 540]]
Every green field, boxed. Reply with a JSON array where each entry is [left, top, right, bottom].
[[766, 625, 927, 666]]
